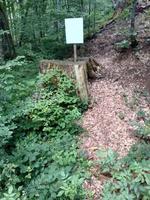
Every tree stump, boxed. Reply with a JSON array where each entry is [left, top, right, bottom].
[[39, 57, 105, 101], [74, 63, 88, 102]]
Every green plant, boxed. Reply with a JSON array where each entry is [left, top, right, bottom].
[[136, 123, 150, 139], [0, 64, 88, 199], [1, 186, 19, 200], [99, 104, 150, 199], [0, 57, 37, 113], [102, 160, 150, 200], [96, 149, 119, 175], [115, 40, 130, 52], [137, 110, 147, 121], [101, 141, 150, 199]]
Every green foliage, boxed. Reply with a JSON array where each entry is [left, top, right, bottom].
[[0, 57, 88, 200], [0, 116, 15, 148], [0, 56, 26, 70], [39, 38, 72, 59], [137, 110, 147, 120], [13, 70, 87, 138], [0, 30, 10, 36], [102, 156, 150, 200], [97, 149, 119, 175], [0, 57, 37, 113], [125, 142, 150, 163], [0, 185, 24, 200], [135, 122, 150, 139], [2, 0, 114, 59], [115, 39, 130, 52], [100, 121, 150, 199], [132, 109, 150, 139], [123, 91, 140, 110], [7, 134, 87, 200], [98, 89, 150, 199], [119, 6, 131, 20]]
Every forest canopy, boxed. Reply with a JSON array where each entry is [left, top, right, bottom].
[[0, 0, 126, 60]]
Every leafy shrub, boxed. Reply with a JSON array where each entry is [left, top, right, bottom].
[[98, 111, 150, 199], [0, 116, 16, 149], [115, 39, 130, 52], [101, 142, 150, 199], [12, 70, 86, 138], [102, 159, 150, 200], [0, 61, 88, 200], [135, 123, 150, 139], [6, 134, 87, 200], [96, 149, 119, 175], [0, 56, 37, 113], [40, 37, 72, 59]]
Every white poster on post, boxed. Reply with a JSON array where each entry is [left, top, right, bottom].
[[65, 18, 84, 44]]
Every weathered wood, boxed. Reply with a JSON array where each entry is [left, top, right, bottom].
[[39, 57, 105, 79], [73, 44, 77, 63], [87, 57, 106, 79], [74, 63, 89, 102], [39, 59, 75, 78], [39, 57, 105, 101]]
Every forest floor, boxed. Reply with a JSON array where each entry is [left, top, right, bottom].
[[80, 11, 150, 199]]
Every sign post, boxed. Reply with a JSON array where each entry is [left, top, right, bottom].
[[73, 44, 77, 63], [65, 17, 88, 102], [65, 18, 84, 63]]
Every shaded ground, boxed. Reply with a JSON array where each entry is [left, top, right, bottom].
[[80, 11, 150, 199]]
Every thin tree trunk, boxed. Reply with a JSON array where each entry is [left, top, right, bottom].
[[80, 0, 84, 14], [0, 2, 16, 60], [56, 0, 60, 40], [130, 0, 138, 47], [18, 0, 30, 46], [93, 0, 96, 32], [88, 0, 91, 35]]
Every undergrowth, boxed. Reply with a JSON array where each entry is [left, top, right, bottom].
[[0, 57, 89, 199], [98, 89, 150, 200]]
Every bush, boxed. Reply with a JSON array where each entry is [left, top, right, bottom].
[[115, 39, 130, 52], [101, 135, 150, 200], [135, 123, 150, 140], [0, 59, 88, 200]]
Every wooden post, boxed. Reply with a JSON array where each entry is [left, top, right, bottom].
[[74, 63, 88, 102], [73, 44, 77, 63]]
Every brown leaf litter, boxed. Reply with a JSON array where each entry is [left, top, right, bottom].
[[80, 12, 150, 199]]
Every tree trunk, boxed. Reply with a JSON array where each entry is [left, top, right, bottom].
[[0, 2, 16, 60], [88, 0, 92, 35], [130, 0, 138, 47]]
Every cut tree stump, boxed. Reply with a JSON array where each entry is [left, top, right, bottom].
[[74, 63, 88, 102], [39, 57, 105, 101]]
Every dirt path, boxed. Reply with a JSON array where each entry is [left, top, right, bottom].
[[81, 55, 138, 199], [81, 53, 149, 199], [80, 12, 150, 199]]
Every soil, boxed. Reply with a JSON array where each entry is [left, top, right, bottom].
[[79, 10, 150, 200]]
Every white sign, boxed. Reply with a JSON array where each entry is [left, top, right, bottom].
[[65, 18, 84, 44]]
